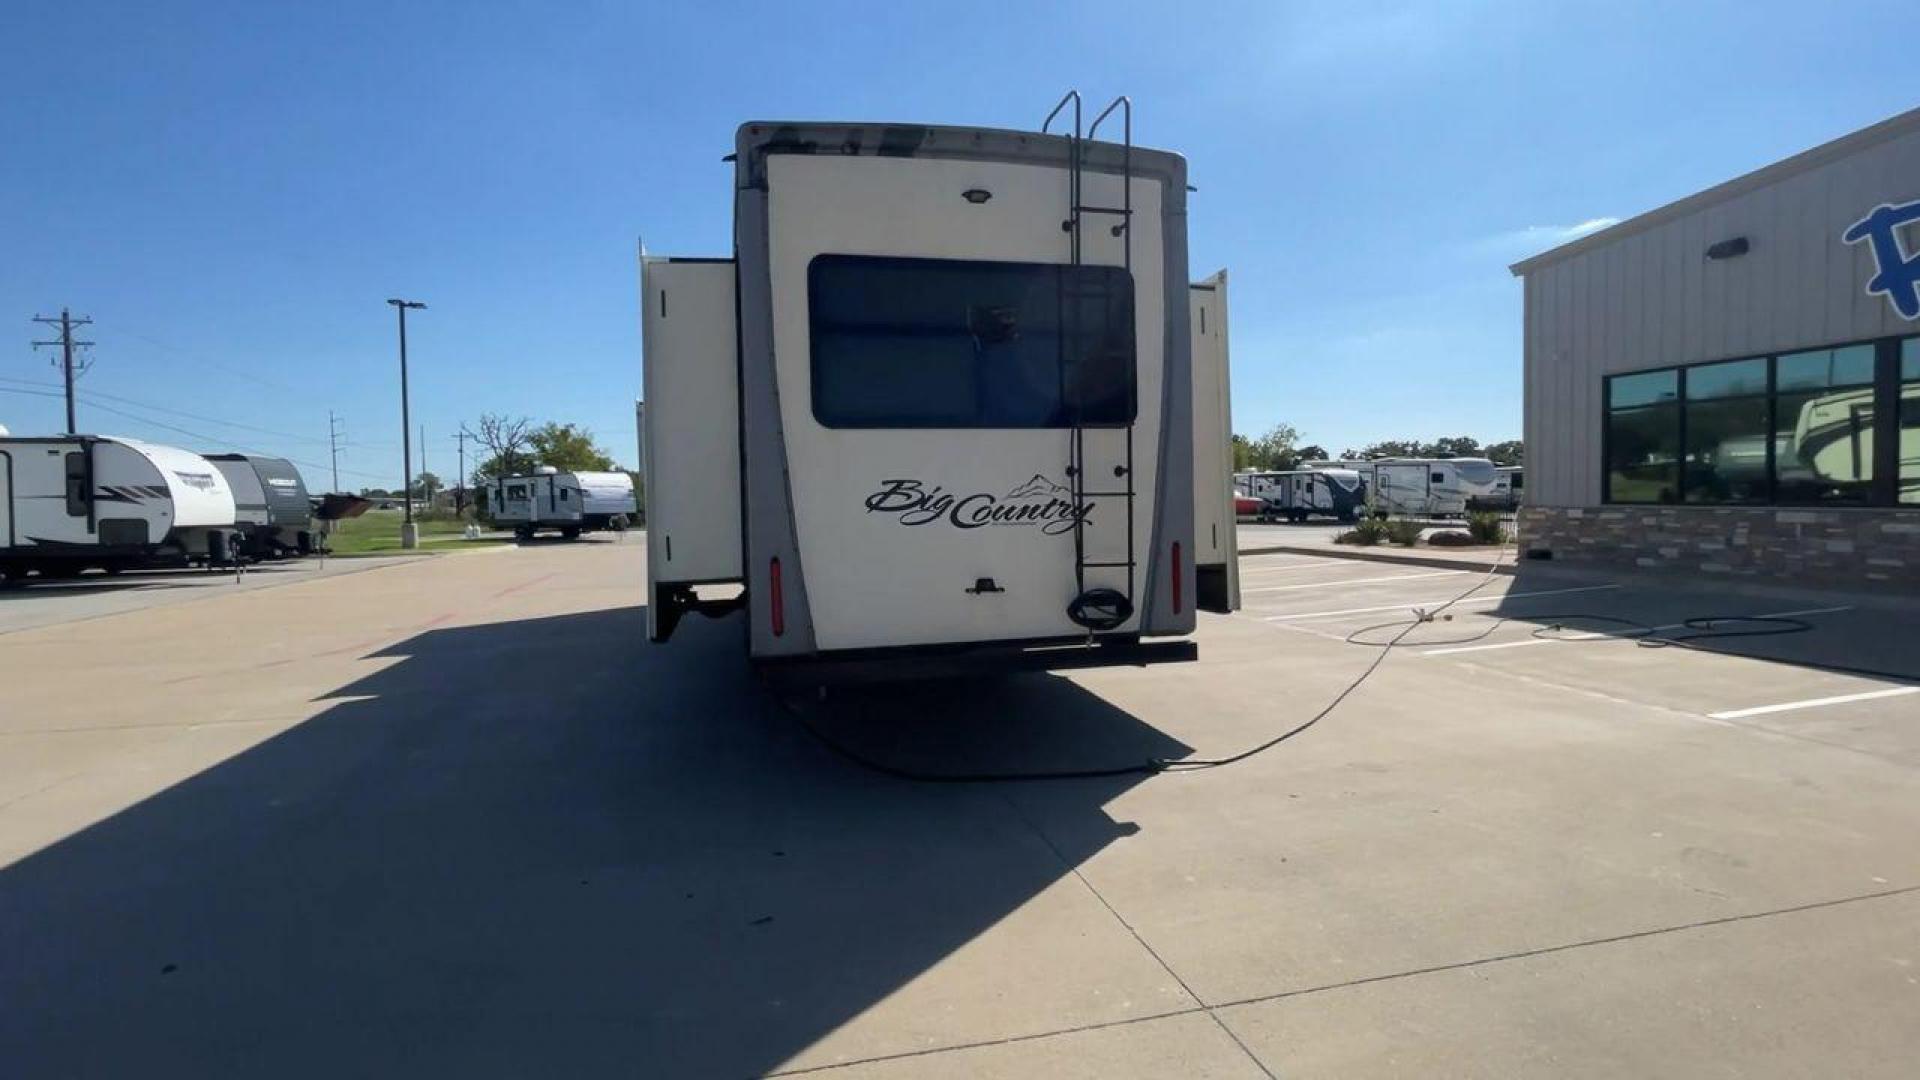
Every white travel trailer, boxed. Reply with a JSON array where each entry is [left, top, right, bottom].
[[641, 98, 1238, 663], [490, 467, 636, 540], [1236, 469, 1366, 521], [1362, 457, 1499, 518], [0, 435, 240, 581], [206, 454, 315, 558]]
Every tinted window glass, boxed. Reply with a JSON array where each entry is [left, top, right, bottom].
[[1686, 357, 1768, 400], [1685, 395, 1770, 503], [1607, 397, 1680, 503], [1776, 345, 1876, 504], [1777, 345, 1875, 392], [1609, 370, 1677, 409], [809, 255, 1136, 429], [1903, 339, 1919, 504]]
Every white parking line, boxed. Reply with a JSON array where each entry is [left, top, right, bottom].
[[1239, 561, 1339, 575], [1244, 570, 1468, 594], [1263, 583, 1620, 621], [1709, 686, 1919, 720], [1421, 605, 1856, 657]]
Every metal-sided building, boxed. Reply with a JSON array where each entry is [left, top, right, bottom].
[[1511, 107, 1920, 589]]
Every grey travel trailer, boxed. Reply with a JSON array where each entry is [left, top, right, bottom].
[[490, 467, 636, 540], [206, 454, 315, 558], [641, 97, 1239, 664], [0, 435, 240, 581]]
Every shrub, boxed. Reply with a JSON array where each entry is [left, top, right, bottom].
[[1384, 517, 1423, 547], [1467, 510, 1508, 545], [1426, 530, 1477, 547], [1336, 517, 1390, 546]]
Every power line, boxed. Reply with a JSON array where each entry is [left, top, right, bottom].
[[26, 391, 390, 485], [0, 374, 333, 446], [0, 380, 395, 488]]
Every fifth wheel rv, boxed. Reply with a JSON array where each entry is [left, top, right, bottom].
[[1356, 458, 1499, 518], [0, 435, 240, 581], [641, 96, 1239, 663]]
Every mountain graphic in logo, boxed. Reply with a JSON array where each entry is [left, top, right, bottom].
[[1006, 474, 1071, 500]]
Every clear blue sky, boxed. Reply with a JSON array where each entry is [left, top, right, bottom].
[[3, 1, 1912, 489]]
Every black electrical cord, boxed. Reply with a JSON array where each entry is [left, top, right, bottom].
[[781, 553, 1909, 783], [781, 556, 1514, 783], [1342, 612, 1816, 651]]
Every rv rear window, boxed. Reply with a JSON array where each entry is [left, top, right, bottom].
[[808, 254, 1136, 429]]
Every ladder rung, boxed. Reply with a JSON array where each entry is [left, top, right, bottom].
[[1079, 560, 1136, 569], [1073, 205, 1132, 215]]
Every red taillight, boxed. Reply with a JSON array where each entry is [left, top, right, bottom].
[[769, 557, 785, 637], [1171, 542, 1183, 614]]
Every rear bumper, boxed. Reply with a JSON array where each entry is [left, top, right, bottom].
[[754, 634, 1196, 687]]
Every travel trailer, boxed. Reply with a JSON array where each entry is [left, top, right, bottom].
[[641, 97, 1239, 662], [1236, 468, 1366, 521], [206, 454, 315, 558], [490, 467, 636, 540], [0, 435, 240, 581], [1358, 457, 1499, 518]]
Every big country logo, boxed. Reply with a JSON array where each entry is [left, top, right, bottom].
[[864, 474, 1091, 535], [1842, 198, 1920, 320]]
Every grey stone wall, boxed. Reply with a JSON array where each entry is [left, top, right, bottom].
[[1518, 505, 1920, 590]]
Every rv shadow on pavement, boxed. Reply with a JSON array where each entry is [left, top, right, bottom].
[[0, 562, 310, 600], [0, 604, 1188, 1077]]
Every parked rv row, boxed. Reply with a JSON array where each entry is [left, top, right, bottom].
[[0, 434, 319, 583], [1234, 460, 1521, 522]]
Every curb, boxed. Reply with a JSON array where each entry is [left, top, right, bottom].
[[1239, 543, 1519, 575]]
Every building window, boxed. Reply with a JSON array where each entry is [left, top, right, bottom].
[[1902, 339, 1919, 504], [1681, 358, 1769, 504], [808, 254, 1136, 429], [1774, 344, 1876, 503], [1605, 369, 1680, 503], [1606, 336, 1920, 508]]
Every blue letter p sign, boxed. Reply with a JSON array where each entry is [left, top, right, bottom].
[[1843, 199, 1920, 320]]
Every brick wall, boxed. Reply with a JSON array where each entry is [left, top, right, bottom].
[[1517, 505, 1920, 590]]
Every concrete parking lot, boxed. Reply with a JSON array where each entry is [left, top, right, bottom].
[[1, 539, 1916, 1077]]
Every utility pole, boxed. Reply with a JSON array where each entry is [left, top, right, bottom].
[[328, 410, 346, 492], [387, 298, 426, 549], [454, 428, 468, 513], [30, 309, 94, 434]]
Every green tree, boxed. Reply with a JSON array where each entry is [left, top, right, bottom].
[[1485, 439, 1524, 466], [529, 422, 615, 472], [1428, 435, 1484, 458], [1234, 423, 1300, 471], [1357, 439, 1423, 459], [1295, 444, 1329, 465], [412, 471, 442, 501]]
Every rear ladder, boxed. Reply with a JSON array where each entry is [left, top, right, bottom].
[[1044, 92, 1138, 631]]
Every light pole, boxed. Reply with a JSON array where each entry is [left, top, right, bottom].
[[387, 298, 427, 549]]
